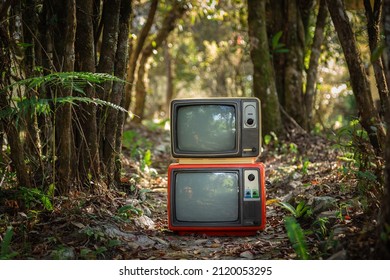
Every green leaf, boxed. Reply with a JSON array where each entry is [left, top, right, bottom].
[[272, 31, 283, 49], [284, 216, 309, 260], [0, 227, 18, 260], [277, 201, 297, 216]]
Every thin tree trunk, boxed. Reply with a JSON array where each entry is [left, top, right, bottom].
[[376, 0, 390, 259], [247, 0, 282, 136], [327, 0, 386, 155], [364, 0, 390, 117], [164, 41, 174, 113], [0, 24, 31, 188], [103, 0, 131, 184], [305, 0, 328, 131], [124, 0, 158, 114], [132, 0, 187, 123], [53, 0, 76, 193], [96, 0, 121, 175], [284, 0, 306, 129], [75, 0, 100, 182]]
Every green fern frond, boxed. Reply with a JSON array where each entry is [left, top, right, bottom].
[[1, 72, 125, 94], [0, 72, 129, 120]]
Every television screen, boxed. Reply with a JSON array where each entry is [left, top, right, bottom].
[[176, 105, 236, 153], [175, 171, 239, 222]]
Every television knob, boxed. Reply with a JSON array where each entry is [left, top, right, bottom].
[[246, 118, 254, 126], [248, 174, 256, 181]]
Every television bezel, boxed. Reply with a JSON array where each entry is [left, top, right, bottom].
[[170, 98, 261, 159], [167, 162, 266, 236]]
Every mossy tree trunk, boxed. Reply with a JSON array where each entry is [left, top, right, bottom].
[[75, 0, 101, 182], [247, 0, 282, 137], [132, 0, 188, 124], [326, 0, 386, 155]]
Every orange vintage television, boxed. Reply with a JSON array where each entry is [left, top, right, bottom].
[[167, 162, 266, 236]]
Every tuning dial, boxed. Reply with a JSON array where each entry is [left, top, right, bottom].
[[248, 173, 256, 181]]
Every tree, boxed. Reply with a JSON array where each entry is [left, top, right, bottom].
[[326, 0, 386, 155], [304, 0, 328, 131], [247, 0, 282, 136], [266, 0, 307, 129], [364, 0, 390, 118], [0, 0, 132, 193], [132, 0, 188, 123], [376, 0, 390, 259]]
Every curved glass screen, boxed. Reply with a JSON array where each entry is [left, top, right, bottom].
[[176, 105, 236, 153], [175, 172, 239, 222]]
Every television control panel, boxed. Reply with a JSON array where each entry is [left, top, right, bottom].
[[243, 169, 260, 201], [241, 99, 261, 158]]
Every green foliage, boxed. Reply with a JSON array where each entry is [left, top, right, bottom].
[[117, 204, 143, 218], [284, 216, 310, 260], [334, 119, 381, 198], [271, 31, 289, 53], [299, 157, 311, 175], [3, 72, 123, 93], [122, 130, 153, 173], [0, 72, 129, 121], [278, 201, 312, 219], [0, 227, 18, 260], [19, 187, 53, 211], [312, 217, 329, 238]]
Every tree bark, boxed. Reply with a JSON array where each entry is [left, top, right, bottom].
[[75, 0, 100, 182], [123, 0, 158, 114], [284, 0, 306, 129], [247, 0, 282, 137], [364, 0, 390, 118], [326, 0, 386, 155], [305, 0, 328, 131], [132, 0, 187, 123], [376, 0, 390, 259], [50, 0, 76, 193], [164, 41, 174, 113], [102, 0, 131, 184], [96, 0, 121, 174]]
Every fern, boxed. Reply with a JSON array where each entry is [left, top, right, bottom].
[[284, 216, 310, 260], [0, 71, 130, 120], [2, 72, 124, 94], [0, 227, 18, 260]]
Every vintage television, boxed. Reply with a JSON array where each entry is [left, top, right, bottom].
[[170, 98, 261, 159], [167, 162, 266, 236]]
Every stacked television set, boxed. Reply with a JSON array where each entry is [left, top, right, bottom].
[[167, 97, 266, 236]]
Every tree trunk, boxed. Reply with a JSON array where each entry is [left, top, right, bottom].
[[96, 0, 121, 175], [267, 0, 306, 130], [376, 0, 390, 259], [50, 0, 76, 193], [75, 0, 100, 182], [305, 0, 328, 131], [326, 0, 386, 155], [284, 0, 306, 129], [247, 0, 282, 137], [164, 41, 174, 113], [124, 0, 158, 114], [0, 23, 31, 188], [103, 0, 131, 184], [364, 0, 390, 117], [132, 0, 187, 123]]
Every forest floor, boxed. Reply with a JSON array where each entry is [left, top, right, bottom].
[[0, 122, 383, 260]]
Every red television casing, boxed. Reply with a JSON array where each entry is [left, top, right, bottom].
[[167, 162, 266, 236]]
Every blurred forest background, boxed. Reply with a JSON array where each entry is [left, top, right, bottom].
[[1, 0, 390, 259]]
